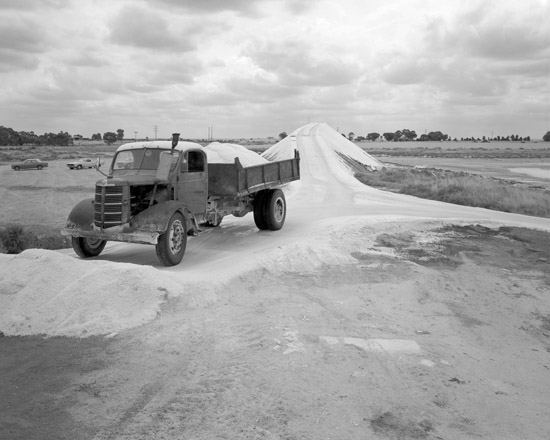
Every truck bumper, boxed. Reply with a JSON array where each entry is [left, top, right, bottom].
[[61, 225, 160, 245]]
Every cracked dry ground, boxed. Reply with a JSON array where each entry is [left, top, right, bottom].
[[1, 222, 549, 440]]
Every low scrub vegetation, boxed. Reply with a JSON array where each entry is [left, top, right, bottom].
[[0, 224, 68, 254], [356, 166, 550, 218]]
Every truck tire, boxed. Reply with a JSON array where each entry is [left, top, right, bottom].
[[253, 190, 268, 230], [264, 189, 286, 230], [255, 189, 286, 231], [71, 237, 107, 258], [14, 166, 20, 171], [156, 212, 187, 266], [37, 165, 43, 170], [77, 164, 82, 170]]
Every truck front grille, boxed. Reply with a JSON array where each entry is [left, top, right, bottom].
[[94, 184, 125, 228]]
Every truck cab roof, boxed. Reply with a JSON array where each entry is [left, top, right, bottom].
[[116, 140, 204, 154]]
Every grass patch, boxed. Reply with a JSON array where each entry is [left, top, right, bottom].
[[356, 166, 550, 218]]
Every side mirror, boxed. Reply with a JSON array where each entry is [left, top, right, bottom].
[[96, 157, 108, 177]]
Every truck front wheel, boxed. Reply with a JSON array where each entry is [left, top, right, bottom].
[[254, 189, 286, 231], [156, 212, 187, 266], [72, 237, 107, 258]]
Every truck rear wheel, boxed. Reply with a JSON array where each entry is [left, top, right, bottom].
[[156, 212, 187, 266], [253, 190, 268, 230], [71, 237, 107, 258], [254, 189, 286, 231]]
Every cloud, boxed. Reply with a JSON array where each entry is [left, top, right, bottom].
[[0, 17, 48, 72], [380, 57, 437, 85], [0, 20, 47, 52], [0, 49, 40, 72], [246, 39, 364, 88], [151, 0, 318, 18], [152, 0, 260, 15], [0, 0, 70, 10], [423, 1, 550, 61], [109, 6, 196, 52]]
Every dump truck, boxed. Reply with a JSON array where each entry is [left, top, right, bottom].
[[61, 134, 300, 266]]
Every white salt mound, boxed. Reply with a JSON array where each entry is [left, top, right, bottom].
[[0, 249, 183, 337], [263, 122, 382, 170], [205, 142, 269, 167]]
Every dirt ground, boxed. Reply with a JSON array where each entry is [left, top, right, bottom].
[[1, 222, 549, 440]]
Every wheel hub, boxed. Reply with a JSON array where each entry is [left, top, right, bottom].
[[169, 220, 185, 254]]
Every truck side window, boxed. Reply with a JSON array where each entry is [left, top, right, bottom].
[[188, 151, 205, 172]]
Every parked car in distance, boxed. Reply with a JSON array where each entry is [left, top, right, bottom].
[[67, 158, 95, 170], [11, 159, 48, 171]]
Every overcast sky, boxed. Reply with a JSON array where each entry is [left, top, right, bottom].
[[0, 0, 548, 140]]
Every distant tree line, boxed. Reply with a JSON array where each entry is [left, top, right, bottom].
[[0, 126, 126, 146], [351, 129, 546, 142], [0, 126, 73, 146], [351, 129, 446, 142]]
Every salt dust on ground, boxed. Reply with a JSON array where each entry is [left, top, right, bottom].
[[0, 249, 183, 337]]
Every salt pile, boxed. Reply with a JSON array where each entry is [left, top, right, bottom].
[[262, 122, 383, 170], [205, 142, 269, 167], [0, 249, 183, 337]]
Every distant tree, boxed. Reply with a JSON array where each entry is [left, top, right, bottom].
[[366, 132, 380, 141], [400, 129, 417, 141], [419, 131, 448, 141], [91, 133, 102, 141], [279, 132, 288, 140], [543, 131, 550, 141], [383, 132, 395, 142], [38, 131, 73, 146], [116, 129, 124, 141], [348, 132, 355, 141], [103, 132, 117, 144]]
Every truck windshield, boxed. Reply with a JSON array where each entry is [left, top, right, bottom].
[[113, 149, 180, 172]]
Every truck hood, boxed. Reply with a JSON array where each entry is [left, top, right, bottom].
[[96, 174, 169, 186]]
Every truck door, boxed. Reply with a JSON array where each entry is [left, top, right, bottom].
[[176, 149, 207, 216]]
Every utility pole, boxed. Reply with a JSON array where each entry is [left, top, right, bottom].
[[134, 131, 138, 141], [154, 125, 158, 140]]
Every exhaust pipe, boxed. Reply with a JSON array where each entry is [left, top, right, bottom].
[[171, 133, 180, 151]]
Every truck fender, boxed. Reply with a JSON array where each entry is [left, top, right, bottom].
[[131, 201, 193, 234], [65, 198, 95, 231]]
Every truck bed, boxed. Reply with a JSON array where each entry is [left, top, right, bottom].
[[207, 151, 300, 197]]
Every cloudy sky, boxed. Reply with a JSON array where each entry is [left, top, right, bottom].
[[1, 0, 548, 140]]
